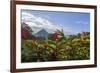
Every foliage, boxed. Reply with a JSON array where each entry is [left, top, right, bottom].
[[21, 29, 90, 62]]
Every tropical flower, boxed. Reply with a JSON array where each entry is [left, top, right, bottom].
[[22, 31, 27, 39], [54, 31, 58, 41]]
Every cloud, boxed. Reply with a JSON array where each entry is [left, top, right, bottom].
[[22, 12, 62, 32], [21, 11, 75, 35], [21, 12, 37, 23]]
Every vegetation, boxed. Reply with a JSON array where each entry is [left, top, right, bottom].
[[21, 29, 90, 62]]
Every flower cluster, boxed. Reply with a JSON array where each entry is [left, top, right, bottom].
[[54, 31, 58, 41], [22, 31, 27, 39]]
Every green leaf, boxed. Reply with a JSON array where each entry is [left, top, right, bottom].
[[48, 40, 56, 45], [48, 44, 56, 49]]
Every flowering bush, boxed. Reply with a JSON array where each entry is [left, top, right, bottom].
[[21, 29, 90, 62]]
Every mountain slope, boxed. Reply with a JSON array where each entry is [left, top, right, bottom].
[[35, 29, 48, 39]]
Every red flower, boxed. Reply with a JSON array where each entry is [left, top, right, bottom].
[[22, 31, 27, 39], [54, 31, 58, 41]]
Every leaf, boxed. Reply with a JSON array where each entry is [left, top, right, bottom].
[[57, 39, 67, 46], [48, 44, 56, 50], [48, 40, 56, 45], [57, 29, 64, 37]]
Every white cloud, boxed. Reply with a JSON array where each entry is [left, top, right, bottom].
[[21, 11, 61, 33], [21, 11, 75, 35], [21, 12, 37, 23]]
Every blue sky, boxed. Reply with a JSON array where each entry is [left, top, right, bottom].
[[22, 9, 90, 34]]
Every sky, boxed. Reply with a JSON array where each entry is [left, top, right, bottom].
[[21, 9, 90, 34]]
